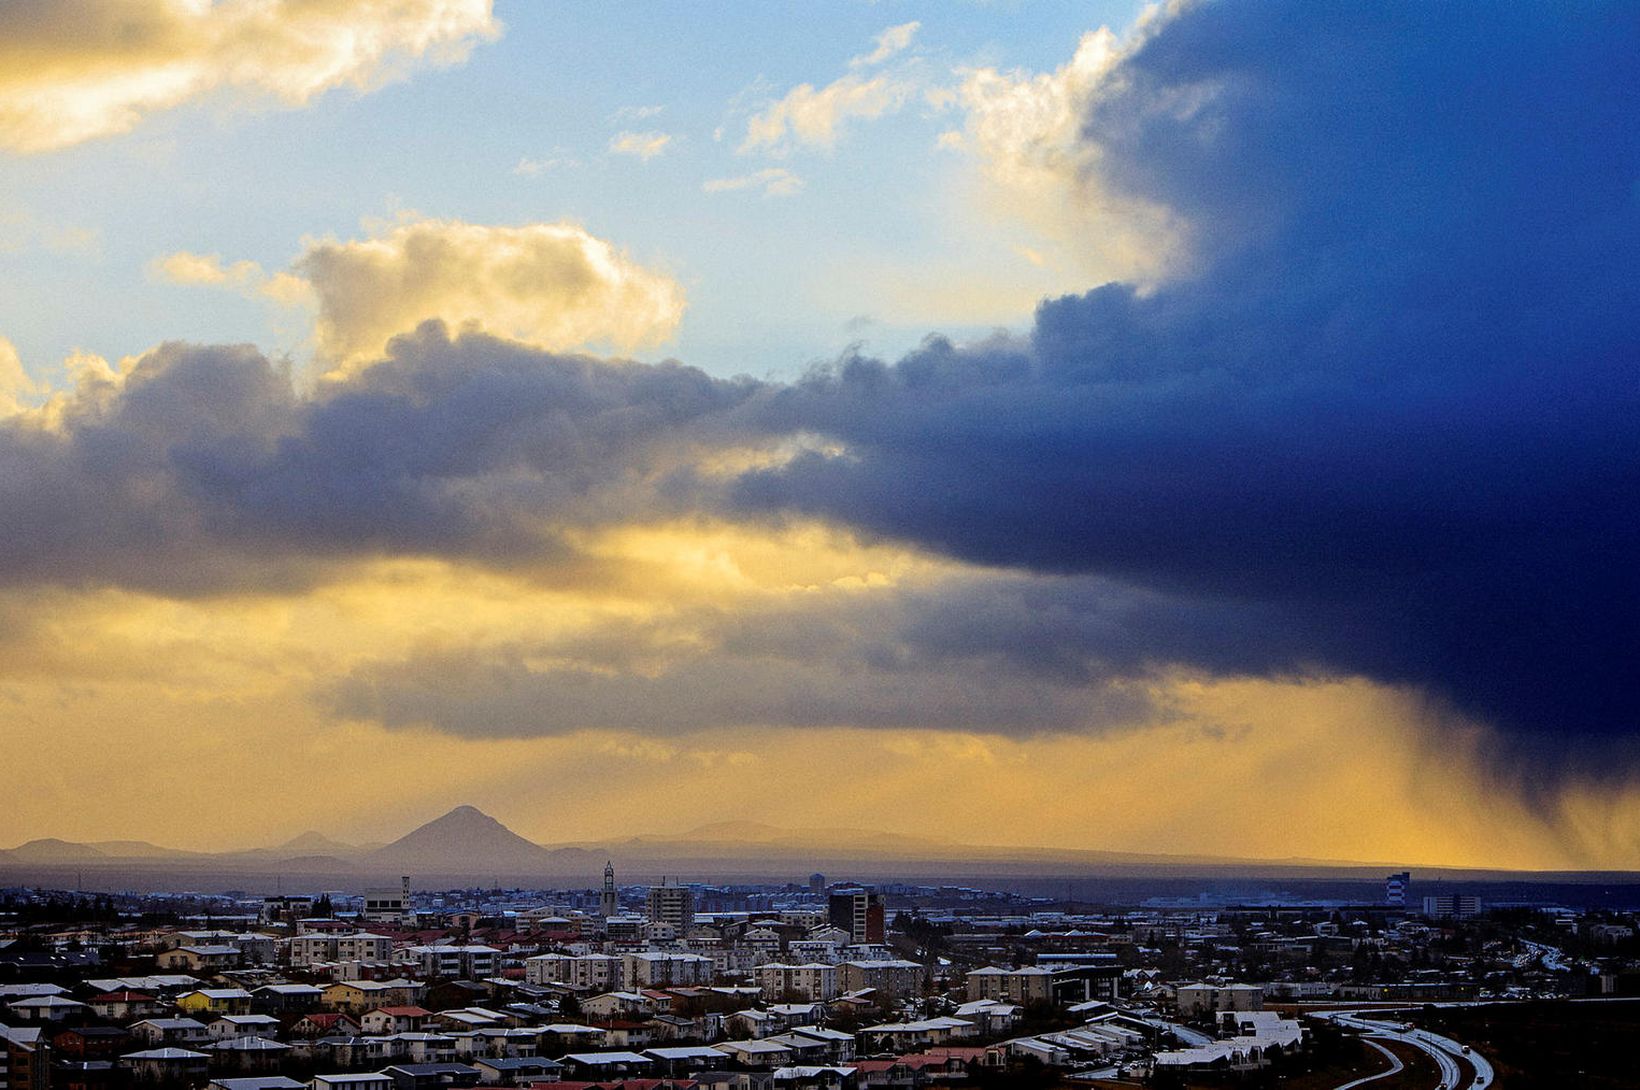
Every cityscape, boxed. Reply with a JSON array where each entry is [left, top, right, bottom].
[[3, 0, 1639, 1087], [1, 806, 1638, 1088]]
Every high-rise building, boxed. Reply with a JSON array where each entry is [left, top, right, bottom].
[[828, 887, 885, 944], [599, 861, 618, 918], [647, 878, 695, 932], [1385, 871, 1410, 906], [809, 873, 826, 895]]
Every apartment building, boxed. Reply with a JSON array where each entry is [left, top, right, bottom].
[[755, 963, 839, 1002]]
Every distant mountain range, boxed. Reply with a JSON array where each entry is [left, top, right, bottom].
[[2, 805, 1630, 892]]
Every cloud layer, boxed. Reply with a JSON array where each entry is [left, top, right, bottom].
[[3, 1, 1637, 791], [0, 0, 499, 152]]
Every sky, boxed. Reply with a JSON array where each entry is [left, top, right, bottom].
[[1, 0, 1638, 869]]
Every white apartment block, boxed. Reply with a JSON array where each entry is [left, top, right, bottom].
[[622, 952, 714, 988], [524, 953, 623, 991], [755, 963, 838, 1002], [288, 933, 394, 967], [410, 945, 501, 979]]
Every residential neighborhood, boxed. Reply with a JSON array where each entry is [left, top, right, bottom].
[[4, 866, 1635, 1089]]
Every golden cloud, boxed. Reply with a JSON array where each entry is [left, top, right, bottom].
[[0, 336, 42, 417], [0, 0, 499, 153], [150, 218, 686, 368], [297, 217, 686, 367]]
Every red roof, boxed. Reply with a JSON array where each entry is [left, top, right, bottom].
[[894, 1054, 963, 1070], [374, 1006, 430, 1017], [91, 991, 156, 1002]]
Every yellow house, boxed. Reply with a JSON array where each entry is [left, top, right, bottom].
[[321, 980, 398, 1015], [176, 988, 253, 1016]]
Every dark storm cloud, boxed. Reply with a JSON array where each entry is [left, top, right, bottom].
[[0, 322, 759, 594], [731, 1, 1640, 748]]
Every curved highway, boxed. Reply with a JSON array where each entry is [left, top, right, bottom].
[[1315, 1010, 1494, 1090]]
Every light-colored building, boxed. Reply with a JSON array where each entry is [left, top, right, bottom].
[[361, 877, 413, 925], [128, 1019, 210, 1048], [208, 1015, 282, 1042], [827, 890, 884, 944], [309, 1075, 393, 1090], [176, 989, 253, 1017], [624, 952, 713, 988], [158, 945, 243, 972], [756, 963, 838, 1002], [647, 881, 696, 932], [1422, 894, 1482, 919], [838, 960, 923, 1000], [1175, 983, 1264, 1016], [121, 1047, 210, 1083], [409, 944, 500, 979], [320, 980, 419, 1015], [525, 952, 623, 991], [289, 933, 394, 967], [966, 964, 1122, 1006]]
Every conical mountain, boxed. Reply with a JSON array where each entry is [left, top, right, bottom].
[[363, 805, 558, 872]]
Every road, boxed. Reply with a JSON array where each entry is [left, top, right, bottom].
[[1315, 1010, 1494, 1090], [1334, 1037, 1403, 1090]]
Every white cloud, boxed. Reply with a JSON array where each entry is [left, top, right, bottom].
[[609, 130, 673, 161], [513, 151, 581, 176], [0, 336, 42, 417], [0, 0, 500, 153], [610, 104, 664, 122], [151, 250, 265, 289], [149, 250, 314, 307], [738, 25, 924, 155], [740, 73, 911, 155], [851, 21, 920, 68], [702, 168, 804, 198], [944, 20, 1187, 286]]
